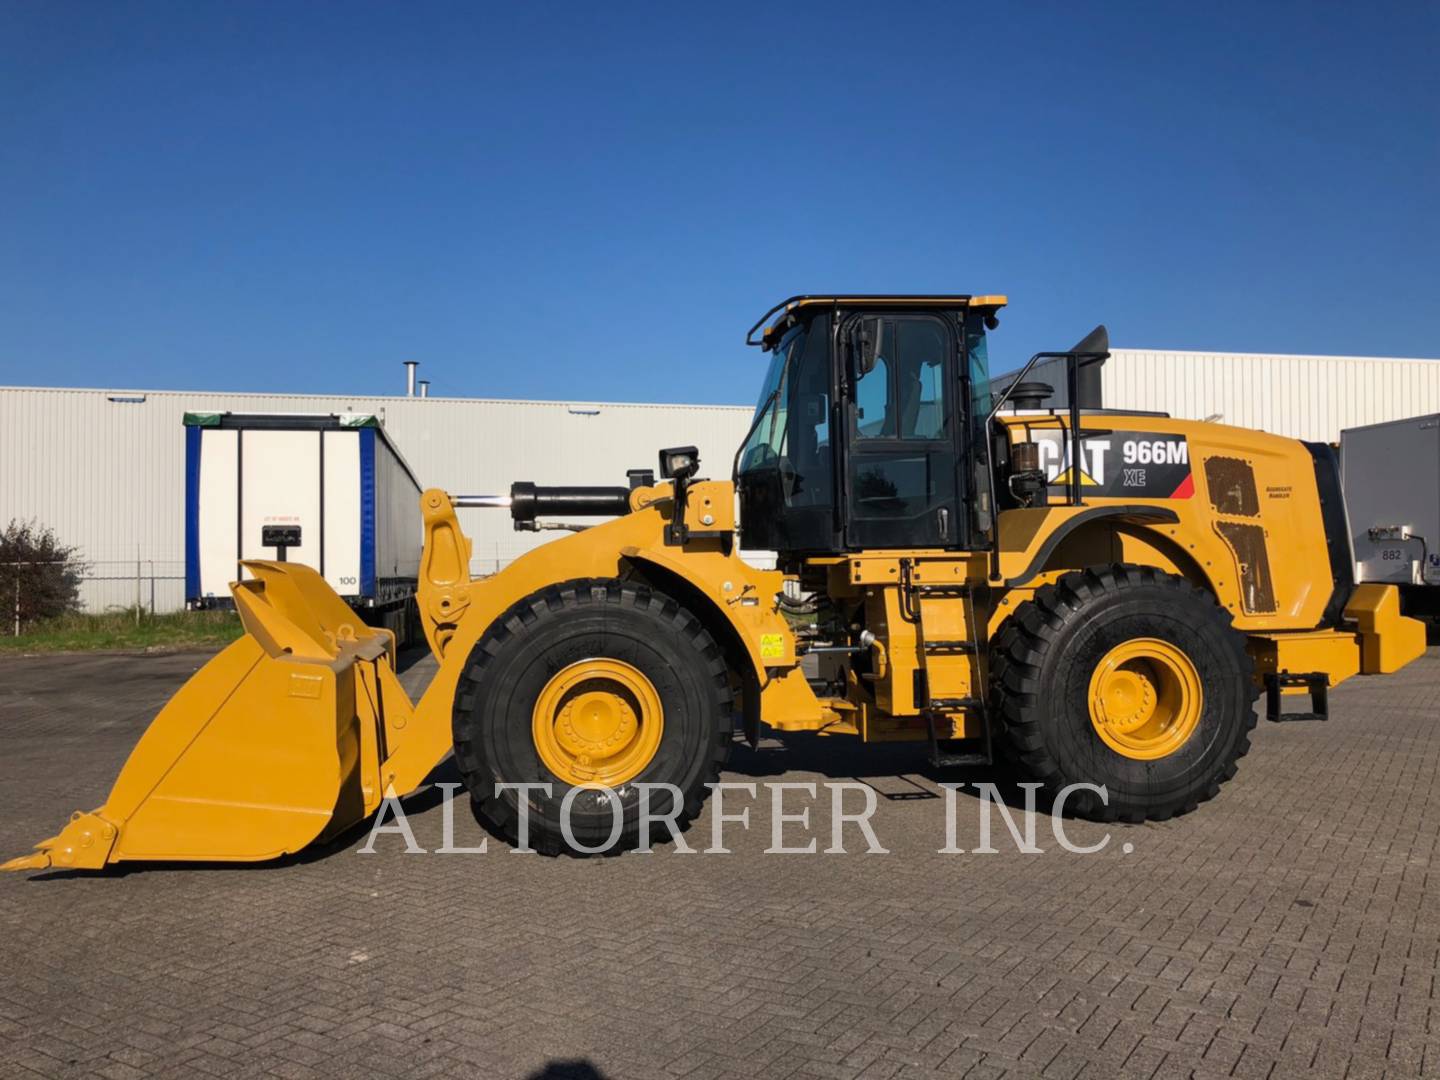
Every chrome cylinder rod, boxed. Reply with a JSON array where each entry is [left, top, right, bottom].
[[450, 495, 513, 509]]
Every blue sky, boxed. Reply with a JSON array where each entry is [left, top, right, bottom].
[[2, 2, 1436, 405]]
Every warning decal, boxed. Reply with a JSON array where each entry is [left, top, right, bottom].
[[1032, 430, 1193, 500]]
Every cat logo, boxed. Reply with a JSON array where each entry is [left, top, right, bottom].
[[1050, 464, 1099, 488], [1034, 430, 1193, 499]]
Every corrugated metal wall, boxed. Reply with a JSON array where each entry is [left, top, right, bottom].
[[0, 386, 754, 612], [7, 348, 1438, 613], [1102, 350, 1440, 442]]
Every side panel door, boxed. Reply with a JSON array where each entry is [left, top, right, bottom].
[[841, 313, 963, 549]]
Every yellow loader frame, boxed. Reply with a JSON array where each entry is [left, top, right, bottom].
[[5, 290, 1429, 871], [5, 456, 1424, 872]]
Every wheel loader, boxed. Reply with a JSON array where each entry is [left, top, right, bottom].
[[5, 295, 1428, 869]]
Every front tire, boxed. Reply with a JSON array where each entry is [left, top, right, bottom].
[[991, 564, 1257, 822], [453, 578, 732, 854]]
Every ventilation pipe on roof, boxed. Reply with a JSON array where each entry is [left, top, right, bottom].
[[403, 361, 419, 396], [418, 380, 430, 398]]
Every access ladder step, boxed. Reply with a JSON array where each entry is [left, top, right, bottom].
[[922, 640, 977, 654], [928, 697, 983, 710], [929, 749, 992, 768], [923, 685, 993, 769], [1264, 672, 1329, 723]]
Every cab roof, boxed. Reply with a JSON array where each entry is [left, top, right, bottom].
[[748, 294, 1008, 349]]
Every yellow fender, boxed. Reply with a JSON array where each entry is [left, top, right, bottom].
[[410, 482, 820, 765]]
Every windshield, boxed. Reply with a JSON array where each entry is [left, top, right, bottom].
[[737, 325, 804, 474]]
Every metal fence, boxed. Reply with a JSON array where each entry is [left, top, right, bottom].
[[3, 557, 189, 629], [79, 557, 484, 613], [77, 559, 187, 615], [1, 560, 60, 635]]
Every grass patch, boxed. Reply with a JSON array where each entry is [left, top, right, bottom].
[[0, 608, 245, 653]]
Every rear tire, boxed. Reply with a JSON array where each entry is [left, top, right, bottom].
[[991, 564, 1256, 822], [453, 578, 732, 855]]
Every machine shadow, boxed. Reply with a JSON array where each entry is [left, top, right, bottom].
[[393, 644, 436, 676], [525, 1061, 609, 1080], [725, 730, 1055, 813]]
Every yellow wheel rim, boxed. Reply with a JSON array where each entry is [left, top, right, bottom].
[[531, 659, 664, 786], [1087, 638, 1203, 761]]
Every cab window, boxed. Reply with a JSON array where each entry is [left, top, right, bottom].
[[853, 319, 949, 441]]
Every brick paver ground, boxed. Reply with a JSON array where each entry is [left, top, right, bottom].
[[1, 646, 1438, 1079]]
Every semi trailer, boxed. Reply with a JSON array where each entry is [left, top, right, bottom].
[[184, 411, 422, 638], [1342, 413, 1440, 617]]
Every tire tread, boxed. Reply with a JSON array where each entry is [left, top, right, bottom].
[[991, 563, 1257, 823], [452, 578, 732, 856]]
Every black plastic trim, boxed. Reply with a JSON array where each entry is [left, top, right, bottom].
[[746, 294, 982, 347], [1003, 505, 1182, 587], [1302, 441, 1355, 628]]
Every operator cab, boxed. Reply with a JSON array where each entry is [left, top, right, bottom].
[[736, 295, 1005, 556]]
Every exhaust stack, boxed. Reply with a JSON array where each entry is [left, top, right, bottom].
[[403, 360, 419, 396]]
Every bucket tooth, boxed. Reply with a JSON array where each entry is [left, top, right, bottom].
[[1, 811, 118, 873], [0, 852, 49, 872]]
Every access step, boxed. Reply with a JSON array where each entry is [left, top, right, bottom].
[[1264, 672, 1329, 723], [928, 696, 983, 710], [924, 696, 993, 769], [922, 640, 977, 654], [927, 746, 993, 769], [912, 584, 973, 596]]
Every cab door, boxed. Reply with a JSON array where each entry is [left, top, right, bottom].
[[841, 313, 963, 550]]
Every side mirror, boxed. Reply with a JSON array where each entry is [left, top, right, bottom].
[[857, 323, 880, 375]]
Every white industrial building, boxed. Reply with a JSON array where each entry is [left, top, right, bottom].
[[2, 345, 1438, 613], [0, 385, 755, 612], [1077, 348, 1440, 442]]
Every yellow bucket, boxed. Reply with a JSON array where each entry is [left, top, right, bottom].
[[3, 562, 401, 872]]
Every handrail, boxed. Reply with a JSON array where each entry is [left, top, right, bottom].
[[983, 349, 1110, 579], [745, 296, 808, 348]]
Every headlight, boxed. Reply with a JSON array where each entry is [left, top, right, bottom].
[[658, 446, 700, 481]]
